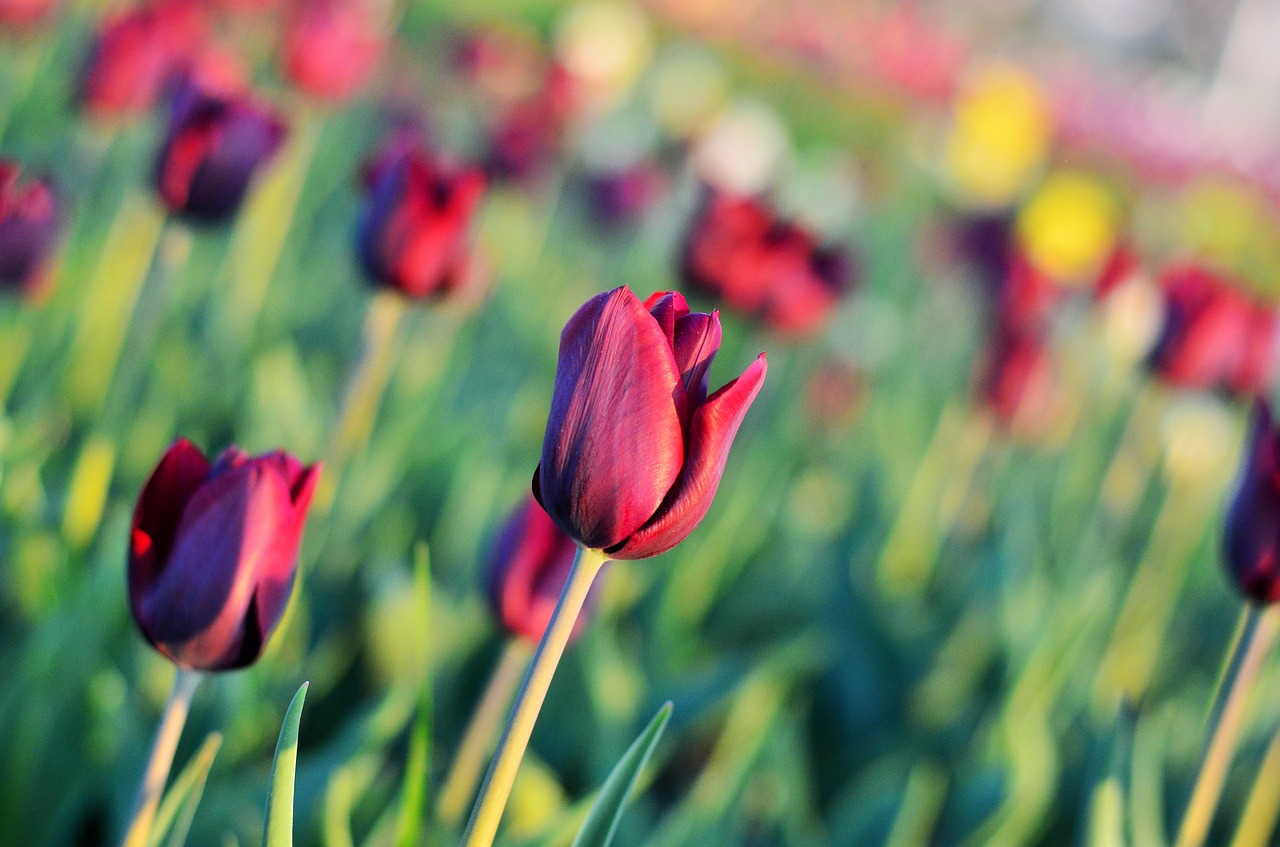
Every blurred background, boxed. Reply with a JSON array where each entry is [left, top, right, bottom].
[[5, 0, 1280, 845]]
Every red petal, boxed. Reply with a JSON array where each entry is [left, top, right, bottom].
[[609, 353, 767, 559], [538, 286, 686, 550], [128, 439, 211, 612], [672, 310, 721, 409]]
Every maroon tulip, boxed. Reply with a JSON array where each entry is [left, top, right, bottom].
[[357, 134, 486, 300], [535, 287, 767, 559], [681, 187, 853, 337], [1148, 263, 1277, 397], [1224, 401, 1280, 603], [154, 79, 287, 221], [77, 0, 207, 119], [283, 0, 384, 102], [486, 497, 596, 643], [128, 440, 320, 671], [0, 161, 61, 297], [484, 64, 580, 183]]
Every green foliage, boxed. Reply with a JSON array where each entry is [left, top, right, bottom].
[[571, 703, 672, 847], [263, 683, 309, 847]]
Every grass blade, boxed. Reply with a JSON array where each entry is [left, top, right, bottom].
[[148, 732, 223, 847], [571, 702, 672, 847], [263, 682, 309, 847]]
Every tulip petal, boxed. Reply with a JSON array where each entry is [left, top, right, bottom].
[[539, 286, 687, 550], [609, 353, 767, 559], [672, 311, 721, 409], [129, 439, 211, 611], [1225, 402, 1280, 603], [138, 460, 294, 670]]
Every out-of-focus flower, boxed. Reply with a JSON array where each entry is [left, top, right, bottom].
[[1094, 244, 1142, 302], [682, 187, 854, 336], [77, 0, 208, 119], [689, 100, 788, 195], [997, 248, 1062, 331], [584, 160, 667, 229], [536, 287, 766, 558], [1148, 263, 1278, 397], [0, 162, 61, 297], [1096, 252, 1163, 368], [486, 497, 595, 643], [647, 45, 728, 139], [128, 440, 320, 671], [283, 0, 385, 102], [977, 324, 1066, 440], [1224, 401, 1280, 603], [944, 63, 1052, 208], [554, 0, 652, 114], [154, 79, 287, 221], [1016, 171, 1119, 284], [485, 64, 581, 183], [357, 133, 486, 300], [0, 0, 56, 31], [453, 25, 546, 104]]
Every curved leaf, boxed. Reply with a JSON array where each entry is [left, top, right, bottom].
[[263, 682, 309, 847], [571, 702, 672, 847]]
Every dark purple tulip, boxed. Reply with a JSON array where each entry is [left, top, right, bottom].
[[0, 161, 61, 297], [535, 287, 767, 559], [486, 497, 596, 643], [128, 440, 321, 671], [154, 80, 287, 222], [1224, 402, 1280, 604]]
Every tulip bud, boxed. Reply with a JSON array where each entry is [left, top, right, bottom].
[[1148, 263, 1278, 397], [128, 440, 320, 671], [535, 287, 766, 559], [154, 79, 287, 221], [0, 161, 61, 297], [1224, 401, 1280, 603], [283, 0, 384, 102], [681, 187, 854, 336], [486, 497, 596, 642], [356, 134, 486, 300], [77, 0, 207, 119]]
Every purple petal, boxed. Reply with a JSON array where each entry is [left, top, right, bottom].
[[129, 439, 211, 615]]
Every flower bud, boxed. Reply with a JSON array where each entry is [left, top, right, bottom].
[[0, 161, 61, 297], [154, 79, 287, 221], [486, 497, 594, 642], [1224, 401, 1280, 603], [128, 440, 320, 671]]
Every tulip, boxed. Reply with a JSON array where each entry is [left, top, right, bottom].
[[357, 134, 486, 300], [154, 79, 288, 221], [484, 64, 580, 183], [536, 286, 767, 558], [681, 187, 853, 336], [0, 161, 61, 297], [585, 160, 667, 230], [1148, 263, 1277, 397], [486, 497, 593, 643], [977, 324, 1062, 439], [283, 0, 384, 102], [0, 0, 55, 30], [77, 0, 207, 119], [128, 439, 320, 671], [1224, 401, 1280, 603]]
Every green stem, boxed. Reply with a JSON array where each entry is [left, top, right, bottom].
[[437, 638, 533, 827], [1175, 604, 1279, 847], [120, 668, 202, 847], [460, 546, 608, 847]]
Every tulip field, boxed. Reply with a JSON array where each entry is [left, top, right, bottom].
[[8, 2, 1280, 846]]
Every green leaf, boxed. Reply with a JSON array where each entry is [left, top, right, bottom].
[[571, 702, 672, 847], [262, 682, 309, 847], [148, 732, 223, 847], [392, 542, 433, 847]]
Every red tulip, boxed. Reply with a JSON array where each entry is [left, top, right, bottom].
[[486, 498, 596, 643], [681, 187, 853, 336], [283, 0, 384, 102], [0, 0, 56, 30], [154, 79, 287, 221], [128, 440, 320, 671], [1224, 401, 1280, 603], [357, 133, 486, 300], [0, 161, 61, 297], [535, 287, 767, 559], [484, 64, 580, 183], [77, 0, 207, 119], [977, 324, 1062, 437], [1149, 263, 1277, 397], [998, 248, 1061, 330]]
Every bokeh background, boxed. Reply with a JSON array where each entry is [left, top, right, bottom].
[[6, 0, 1280, 845]]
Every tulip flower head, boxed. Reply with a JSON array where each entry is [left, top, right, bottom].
[[486, 497, 594, 643], [77, 0, 208, 119], [681, 187, 853, 337], [535, 287, 766, 559], [357, 134, 487, 300], [0, 162, 61, 297], [283, 0, 385, 102], [128, 440, 320, 671], [154, 79, 288, 221], [977, 324, 1063, 439], [1224, 402, 1280, 603]]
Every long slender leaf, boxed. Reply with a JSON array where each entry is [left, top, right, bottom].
[[393, 542, 433, 847], [571, 703, 673, 847], [149, 732, 223, 847], [263, 682, 309, 847]]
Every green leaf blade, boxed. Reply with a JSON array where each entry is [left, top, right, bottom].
[[571, 702, 673, 847], [263, 682, 309, 847]]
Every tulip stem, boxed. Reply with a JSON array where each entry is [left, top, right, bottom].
[[460, 546, 608, 847], [436, 639, 534, 827], [120, 668, 202, 847], [1174, 604, 1280, 847]]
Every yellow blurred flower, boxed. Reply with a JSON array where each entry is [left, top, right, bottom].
[[944, 63, 1052, 207], [556, 1, 652, 114], [1017, 171, 1119, 284]]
